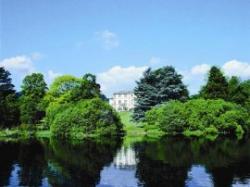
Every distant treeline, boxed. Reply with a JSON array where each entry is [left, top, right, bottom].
[[1, 65, 250, 139]]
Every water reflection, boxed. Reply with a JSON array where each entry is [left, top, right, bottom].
[[186, 165, 213, 187], [46, 138, 122, 186], [98, 145, 139, 186], [113, 146, 138, 169], [0, 140, 47, 187], [135, 137, 250, 187], [0, 137, 249, 187]]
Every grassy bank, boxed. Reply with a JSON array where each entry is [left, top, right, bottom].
[[0, 128, 51, 141], [120, 111, 164, 138], [0, 111, 163, 141]]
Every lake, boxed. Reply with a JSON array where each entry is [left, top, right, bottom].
[[0, 137, 250, 187]]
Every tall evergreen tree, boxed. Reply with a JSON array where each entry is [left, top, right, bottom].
[[0, 67, 19, 127], [0, 67, 15, 96], [20, 73, 47, 125], [238, 80, 250, 111], [200, 66, 229, 100], [228, 76, 249, 105], [133, 66, 188, 121]]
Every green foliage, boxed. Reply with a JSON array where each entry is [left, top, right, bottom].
[[238, 80, 250, 110], [44, 74, 119, 140], [200, 66, 229, 100], [50, 98, 123, 140], [48, 75, 81, 98], [19, 73, 47, 125], [44, 101, 71, 128], [133, 66, 188, 121], [0, 67, 15, 96], [146, 100, 186, 134], [0, 67, 20, 127], [45, 74, 101, 104], [228, 76, 250, 105], [146, 99, 250, 137]]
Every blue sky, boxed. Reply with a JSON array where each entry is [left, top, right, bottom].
[[1, 0, 250, 96]]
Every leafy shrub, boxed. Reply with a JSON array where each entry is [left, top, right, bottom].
[[145, 99, 250, 137], [45, 101, 71, 127], [146, 101, 186, 134], [50, 98, 123, 140]]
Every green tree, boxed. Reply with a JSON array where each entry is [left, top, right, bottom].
[[133, 66, 188, 121], [50, 98, 123, 139], [0, 67, 19, 127], [44, 74, 102, 127], [20, 73, 47, 125], [45, 74, 100, 104], [200, 66, 229, 99], [227, 76, 249, 105], [240, 80, 250, 111], [70, 73, 100, 101]]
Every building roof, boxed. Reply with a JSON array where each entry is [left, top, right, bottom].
[[113, 90, 134, 95]]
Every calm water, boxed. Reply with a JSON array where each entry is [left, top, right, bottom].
[[0, 137, 250, 187]]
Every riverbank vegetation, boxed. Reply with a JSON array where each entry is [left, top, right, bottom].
[[0, 67, 123, 140], [0, 64, 250, 140], [135, 66, 250, 138], [44, 74, 123, 140], [146, 99, 249, 138]]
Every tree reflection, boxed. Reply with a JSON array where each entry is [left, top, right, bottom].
[[17, 140, 47, 187], [135, 137, 250, 187], [46, 137, 122, 187], [202, 138, 250, 187], [0, 142, 19, 186], [0, 137, 250, 187], [135, 138, 192, 187]]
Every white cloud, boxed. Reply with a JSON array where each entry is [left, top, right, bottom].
[[222, 60, 250, 78], [149, 56, 161, 66], [97, 65, 148, 96], [0, 55, 35, 74], [46, 70, 62, 84], [191, 64, 211, 75], [0, 54, 61, 88], [181, 59, 250, 95], [96, 30, 120, 50]]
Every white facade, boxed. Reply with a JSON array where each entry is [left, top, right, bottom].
[[109, 91, 135, 111]]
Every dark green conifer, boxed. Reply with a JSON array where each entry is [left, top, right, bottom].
[[133, 66, 188, 121]]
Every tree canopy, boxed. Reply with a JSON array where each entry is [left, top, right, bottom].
[[44, 73, 122, 139], [19, 73, 47, 125], [200, 66, 229, 100], [45, 74, 101, 104], [0, 67, 15, 97], [0, 67, 19, 127], [51, 98, 123, 139], [133, 66, 188, 121]]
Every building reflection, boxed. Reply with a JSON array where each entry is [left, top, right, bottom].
[[113, 146, 138, 169]]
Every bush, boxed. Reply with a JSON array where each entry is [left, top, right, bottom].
[[146, 101, 186, 134], [145, 99, 250, 137], [50, 98, 123, 140], [45, 102, 71, 127]]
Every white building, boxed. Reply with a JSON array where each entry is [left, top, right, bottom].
[[109, 91, 135, 111]]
